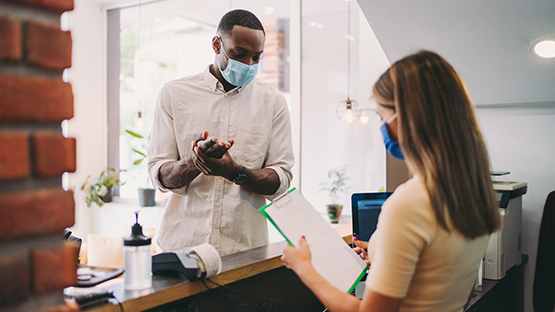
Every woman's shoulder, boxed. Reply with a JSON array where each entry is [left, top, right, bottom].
[[381, 176, 436, 231], [386, 176, 429, 210]]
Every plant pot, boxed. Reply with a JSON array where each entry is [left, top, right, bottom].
[[138, 188, 156, 207], [326, 204, 343, 224], [100, 187, 113, 203]]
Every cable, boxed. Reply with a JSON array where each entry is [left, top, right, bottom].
[[108, 293, 124, 312], [201, 278, 275, 312]]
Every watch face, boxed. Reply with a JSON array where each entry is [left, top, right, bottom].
[[235, 174, 248, 183], [233, 166, 248, 184]]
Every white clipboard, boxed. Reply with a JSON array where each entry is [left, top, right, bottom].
[[260, 188, 367, 293]]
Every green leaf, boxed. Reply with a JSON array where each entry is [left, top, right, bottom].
[[132, 149, 147, 157], [133, 158, 144, 165], [125, 129, 144, 139]]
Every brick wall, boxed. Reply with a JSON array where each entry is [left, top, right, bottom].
[[260, 18, 289, 92], [0, 0, 78, 311]]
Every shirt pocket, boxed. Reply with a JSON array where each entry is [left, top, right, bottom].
[[234, 123, 270, 169]]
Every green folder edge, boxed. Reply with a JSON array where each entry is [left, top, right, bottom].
[[259, 188, 367, 294]]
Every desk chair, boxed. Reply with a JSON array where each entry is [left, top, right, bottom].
[[533, 191, 555, 312]]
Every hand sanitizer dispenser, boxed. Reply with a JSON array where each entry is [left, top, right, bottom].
[[123, 211, 152, 290]]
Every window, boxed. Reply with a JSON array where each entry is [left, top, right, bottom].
[[107, 0, 292, 200]]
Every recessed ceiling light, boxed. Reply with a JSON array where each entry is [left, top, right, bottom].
[[309, 22, 317, 27], [316, 24, 324, 28], [264, 7, 275, 15], [533, 39, 555, 59]]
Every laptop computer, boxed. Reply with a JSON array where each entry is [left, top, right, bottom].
[[352, 192, 393, 243], [351, 192, 393, 297]]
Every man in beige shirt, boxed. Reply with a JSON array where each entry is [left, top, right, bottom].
[[148, 9, 294, 256]]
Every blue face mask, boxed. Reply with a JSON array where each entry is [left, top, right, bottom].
[[218, 38, 258, 87], [380, 113, 404, 160]]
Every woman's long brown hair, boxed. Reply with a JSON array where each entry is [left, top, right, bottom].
[[373, 51, 501, 239]]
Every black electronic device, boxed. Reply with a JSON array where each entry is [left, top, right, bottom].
[[351, 192, 392, 290], [351, 192, 393, 244], [152, 252, 203, 281], [69, 290, 114, 309]]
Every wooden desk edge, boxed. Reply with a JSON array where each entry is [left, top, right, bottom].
[[87, 224, 353, 312]]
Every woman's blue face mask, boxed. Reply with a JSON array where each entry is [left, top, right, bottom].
[[380, 113, 404, 160], [218, 38, 259, 87]]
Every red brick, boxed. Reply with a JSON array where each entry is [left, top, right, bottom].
[[0, 253, 30, 306], [0, 16, 22, 61], [32, 243, 77, 294], [4, 0, 74, 12], [26, 22, 72, 70], [0, 189, 75, 240], [32, 132, 76, 177], [0, 73, 73, 123], [0, 132, 30, 180]]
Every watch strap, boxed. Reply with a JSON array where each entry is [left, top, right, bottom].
[[231, 166, 248, 184]]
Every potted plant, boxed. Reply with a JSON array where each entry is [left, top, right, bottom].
[[319, 165, 350, 223], [80, 168, 125, 207], [126, 129, 156, 207]]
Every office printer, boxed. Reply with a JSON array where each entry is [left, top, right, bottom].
[[483, 181, 527, 280]]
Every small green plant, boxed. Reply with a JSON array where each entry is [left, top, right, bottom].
[[125, 129, 147, 165], [319, 165, 350, 204], [80, 168, 125, 207]]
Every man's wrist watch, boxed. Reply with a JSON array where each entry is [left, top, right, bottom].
[[231, 166, 248, 184]]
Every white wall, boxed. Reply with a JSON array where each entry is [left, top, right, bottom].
[[66, 0, 106, 240], [476, 104, 555, 312], [300, 2, 390, 214]]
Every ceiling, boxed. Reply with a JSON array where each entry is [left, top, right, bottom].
[[357, 0, 555, 106]]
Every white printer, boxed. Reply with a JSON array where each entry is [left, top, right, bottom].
[[483, 180, 527, 280]]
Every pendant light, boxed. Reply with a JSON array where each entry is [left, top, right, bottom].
[[336, 0, 360, 124]]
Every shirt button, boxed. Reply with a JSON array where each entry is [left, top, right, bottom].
[[215, 202, 220, 207]]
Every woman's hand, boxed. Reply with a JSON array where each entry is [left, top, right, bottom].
[[281, 236, 312, 274], [353, 237, 371, 267]]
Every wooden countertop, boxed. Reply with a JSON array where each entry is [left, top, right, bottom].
[[77, 224, 353, 312]]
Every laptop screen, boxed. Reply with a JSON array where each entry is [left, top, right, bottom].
[[351, 192, 393, 242]]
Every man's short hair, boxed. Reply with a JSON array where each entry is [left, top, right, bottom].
[[217, 9, 265, 38]]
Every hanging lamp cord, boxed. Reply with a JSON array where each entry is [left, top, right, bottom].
[[347, 0, 351, 100]]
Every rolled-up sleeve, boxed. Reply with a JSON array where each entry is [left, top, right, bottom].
[[147, 85, 188, 196], [264, 94, 295, 201]]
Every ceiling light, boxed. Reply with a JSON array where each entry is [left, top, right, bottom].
[[533, 40, 555, 59], [360, 111, 369, 125], [316, 24, 324, 28], [309, 22, 317, 27], [264, 7, 275, 15]]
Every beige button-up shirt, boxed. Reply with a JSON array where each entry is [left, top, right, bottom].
[[148, 65, 294, 256]]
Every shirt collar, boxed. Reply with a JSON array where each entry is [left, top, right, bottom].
[[204, 65, 243, 95]]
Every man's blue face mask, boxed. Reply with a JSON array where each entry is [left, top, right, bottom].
[[380, 113, 404, 160], [218, 37, 259, 87]]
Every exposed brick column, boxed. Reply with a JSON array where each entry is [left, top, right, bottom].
[[0, 0, 78, 311]]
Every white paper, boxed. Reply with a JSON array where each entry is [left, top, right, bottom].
[[188, 243, 222, 278], [265, 189, 367, 293]]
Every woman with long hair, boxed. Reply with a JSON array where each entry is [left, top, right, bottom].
[[281, 51, 502, 312]]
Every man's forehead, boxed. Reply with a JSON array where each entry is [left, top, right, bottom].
[[226, 25, 264, 43]]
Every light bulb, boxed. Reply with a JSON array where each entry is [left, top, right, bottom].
[[534, 40, 555, 59], [135, 112, 144, 129], [343, 109, 355, 124], [360, 114, 369, 124]]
